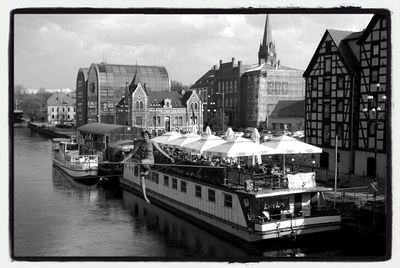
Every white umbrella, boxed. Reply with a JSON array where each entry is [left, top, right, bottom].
[[261, 135, 322, 173], [224, 127, 235, 141], [204, 136, 274, 158], [182, 131, 227, 154], [261, 135, 322, 154], [167, 132, 201, 148], [151, 131, 182, 145]]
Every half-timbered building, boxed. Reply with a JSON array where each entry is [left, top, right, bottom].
[[355, 14, 389, 179], [303, 14, 389, 180]]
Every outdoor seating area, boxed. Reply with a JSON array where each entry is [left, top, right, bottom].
[[148, 126, 323, 191]]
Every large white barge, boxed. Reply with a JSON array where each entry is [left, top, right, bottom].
[[120, 160, 341, 243]]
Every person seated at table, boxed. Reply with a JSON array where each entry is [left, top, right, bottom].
[[257, 164, 268, 174], [272, 164, 281, 175]]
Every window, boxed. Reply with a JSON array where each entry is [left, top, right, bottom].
[[311, 99, 317, 112], [136, 101, 140, 109], [312, 78, 318, 90], [267, 82, 274, 94], [52, 107, 54, 112], [181, 181, 187, 193], [208, 189, 215, 202], [287, 123, 292, 131], [280, 123, 284, 130], [139, 101, 144, 109], [325, 57, 331, 73], [337, 124, 344, 139], [51, 114, 54, 119], [337, 76, 344, 89], [68, 107, 70, 112], [337, 99, 344, 113], [325, 41, 332, 53], [323, 103, 330, 119], [370, 68, 379, 83], [172, 178, 177, 189], [157, 116, 161, 125], [224, 194, 232, 208], [153, 116, 156, 126], [57, 108, 60, 112], [151, 172, 159, 184], [369, 122, 377, 136], [323, 125, 330, 144], [136, 116, 143, 126], [194, 103, 198, 110], [372, 42, 380, 56], [272, 123, 276, 130], [195, 185, 202, 198], [134, 166, 139, 176], [178, 116, 183, 125], [164, 175, 169, 187], [324, 78, 331, 96]]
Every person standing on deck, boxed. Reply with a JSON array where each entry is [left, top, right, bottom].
[[122, 130, 174, 204]]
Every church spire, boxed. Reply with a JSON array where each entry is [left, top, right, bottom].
[[258, 15, 277, 66]]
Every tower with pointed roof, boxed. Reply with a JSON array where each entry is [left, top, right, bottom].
[[258, 15, 277, 66]]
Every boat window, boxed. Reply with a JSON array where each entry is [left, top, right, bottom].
[[181, 181, 187, 193], [134, 166, 139, 176], [67, 144, 78, 150], [164, 176, 169, 187], [208, 189, 215, 203], [224, 194, 232, 208], [195, 185, 202, 198], [172, 178, 177, 189]]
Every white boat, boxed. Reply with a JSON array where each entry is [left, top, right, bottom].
[[52, 138, 98, 179], [120, 160, 341, 243]]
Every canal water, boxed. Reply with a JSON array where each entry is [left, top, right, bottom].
[[12, 127, 388, 260]]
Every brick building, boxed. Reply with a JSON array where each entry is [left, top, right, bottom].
[[117, 71, 203, 136]]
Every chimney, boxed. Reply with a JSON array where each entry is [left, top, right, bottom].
[[238, 61, 241, 68], [213, 65, 217, 70], [219, 60, 222, 66], [232, 57, 235, 64]]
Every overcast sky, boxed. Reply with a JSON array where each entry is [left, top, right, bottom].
[[14, 12, 374, 90]]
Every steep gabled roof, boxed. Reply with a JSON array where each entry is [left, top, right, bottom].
[[269, 100, 305, 118], [47, 92, 76, 106], [147, 91, 186, 108], [303, 29, 360, 77], [191, 68, 215, 88], [357, 14, 385, 45]]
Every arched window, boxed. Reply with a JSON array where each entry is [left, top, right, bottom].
[[194, 103, 198, 110], [136, 101, 140, 109], [139, 101, 144, 109]]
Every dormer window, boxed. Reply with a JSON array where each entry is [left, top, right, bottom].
[[164, 98, 171, 108]]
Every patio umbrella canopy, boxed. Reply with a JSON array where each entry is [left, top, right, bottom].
[[261, 135, 322, 154], [182, 127, 227, 154], [261, 135, 322, 173], [204, 135, 274, 158], [167, 132, 201, 149], [151, 131, 182, 145]]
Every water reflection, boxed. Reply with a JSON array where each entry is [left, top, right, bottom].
[[122, 190, 249, 258]]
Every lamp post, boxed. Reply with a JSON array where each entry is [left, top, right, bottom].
[[150, 99, 161, 136], [362, 83, 386, 232], [291, 158, 295, 173], [312, 160, 316, 172]]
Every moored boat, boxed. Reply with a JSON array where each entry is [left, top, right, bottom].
[[120, 159, 341, 243], [52, 138, 99, 180]]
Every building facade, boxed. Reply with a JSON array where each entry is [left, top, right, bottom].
[[47, 92, 76, 126], [76, 67, 89, 127], [86, 63, 171, 124], [303, 14, 389, 179], [116, 73, 203, 136], [269, 100, 305, 133], [239, 15, 305, 129]]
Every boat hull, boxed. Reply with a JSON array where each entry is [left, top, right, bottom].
[[53, 159, 98, 179], [119, 176, 341, 243]]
